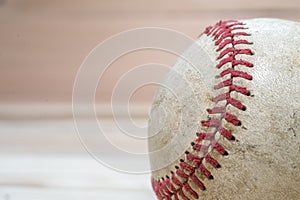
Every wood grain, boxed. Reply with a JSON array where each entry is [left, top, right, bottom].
[[1, 0, 300, 103], [0, 154, 154, 200]]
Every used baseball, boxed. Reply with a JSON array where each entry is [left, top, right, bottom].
[[148, 18, 300, 199]]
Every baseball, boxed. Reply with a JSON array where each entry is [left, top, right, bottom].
[[148, 18, 300, 199]]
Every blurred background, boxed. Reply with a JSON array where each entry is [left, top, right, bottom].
[[1, 0, 300, 199]]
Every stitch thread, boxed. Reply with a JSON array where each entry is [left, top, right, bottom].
[[152, 20, 254, 199]]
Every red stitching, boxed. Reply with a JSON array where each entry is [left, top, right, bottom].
[[227, 97, 246, 110], [218, 126, 234, 140], [178, 189, 189, 200], [152, 20, 254, 200], [175, 166, 189, 179], [207, 106, 226, 114], [192, 142, 209, 152], [219, 68, 253, 80], [165, 177, 177, 193], [161, 179, 172, 196], [201, 119, 222, 127], [171, 171, 183, 187], [214, 79, 232, 89], [180, 159, 195, 174], [218, 48, 253, 59], [224, 112, 241, 126], [229, 85, 250, 95], [199, 163, 213, 179], [195, 133, 214, 142], [212, 141, 227, 155], [205, 154, 221, 168], [213, 93, 230, 103], [184, 182, 199, 199], [190, 173, 205, 190], [185, 151, 202, 163]]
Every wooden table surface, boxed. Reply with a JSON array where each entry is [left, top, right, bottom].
[[1, 0, 300, 199], [0, 104, 154, 199]]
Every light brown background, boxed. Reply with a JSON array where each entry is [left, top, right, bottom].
[[1, 0, 300, 105]]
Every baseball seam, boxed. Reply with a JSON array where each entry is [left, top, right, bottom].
[[152, 20, 254, 200]]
